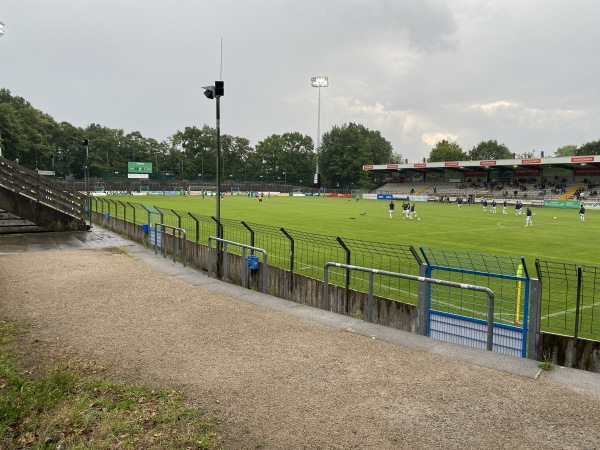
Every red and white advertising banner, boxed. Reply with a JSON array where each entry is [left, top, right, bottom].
[[571, 156, 595, 163]]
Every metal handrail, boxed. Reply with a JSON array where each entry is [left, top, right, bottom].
[[208, 236, 268, 293], [154, 223, 187, 267], [324, 262, 495, 351]]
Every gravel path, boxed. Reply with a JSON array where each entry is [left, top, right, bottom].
[[2, 245, 600, 449]]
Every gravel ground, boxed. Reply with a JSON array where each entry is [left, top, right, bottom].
[[2, 246, 600, 449]]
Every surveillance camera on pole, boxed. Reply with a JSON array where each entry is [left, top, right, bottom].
[[203, 80, 225, 275], [202, 81, 224, 99]]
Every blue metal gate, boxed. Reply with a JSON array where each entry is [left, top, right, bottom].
[[420, 248, 530, 358]]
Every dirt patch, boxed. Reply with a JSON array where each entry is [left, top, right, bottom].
[[2, 248, 600, 449]]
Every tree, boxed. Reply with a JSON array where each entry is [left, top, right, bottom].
[[170, 125, 216, 180], [468, 140, 511, 161], [554, 145, 577, 157], [515, 151, 535, 159], [254, 132, 315, 184], [428, 140, 466, 162], [320, 123, 393, 189], [577, 140, 600, 156]]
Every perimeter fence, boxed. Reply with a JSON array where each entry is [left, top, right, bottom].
[[536, 260, 600, 342], [91, 197, 600, 341]]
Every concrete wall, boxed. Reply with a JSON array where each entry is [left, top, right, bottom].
[[541, 333, 600, 372]]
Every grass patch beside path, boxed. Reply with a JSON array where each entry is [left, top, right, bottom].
[[0, 320, 223, 449]]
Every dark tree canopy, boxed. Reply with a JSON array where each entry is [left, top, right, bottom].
[[427, 140, 467, 162], [468, 140, 511, 160], [577, 140, 600, 156], [320, 123, 397, 189], [554, 145, 577, 157]]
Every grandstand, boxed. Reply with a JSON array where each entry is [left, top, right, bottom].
[[368, 154, 600, 203]]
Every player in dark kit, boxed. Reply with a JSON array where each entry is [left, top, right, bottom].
[[525, 207, 533, 226]]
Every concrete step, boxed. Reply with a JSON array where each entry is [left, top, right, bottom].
[[0, 209, 46, 234]]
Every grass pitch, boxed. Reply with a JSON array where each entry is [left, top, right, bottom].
[[96, 194, 599, 339], [112, 194, 598, 268]]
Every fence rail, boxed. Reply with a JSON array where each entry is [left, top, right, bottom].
[[91, 198, 600, 340]]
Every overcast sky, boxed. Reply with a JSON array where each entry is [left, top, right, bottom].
[[2, 0, 600, 163]]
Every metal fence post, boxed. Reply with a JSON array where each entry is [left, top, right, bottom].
[[367, 271, 374, 322], [336, 237, 351, 313], [188, 213, 199, 258], [280, 228, 294, 298], [527, 277, 542, 361], [126, 202, 136, 225], [572, 265, 583, 367], [171, 209, 182, 230], [211, 216, 223, 278], [323, 265, 329, 311], [117, 201, 127, 222], [241, 221, 255, 250], [108, 198, 118, 217], [417, 263, 429, 336]]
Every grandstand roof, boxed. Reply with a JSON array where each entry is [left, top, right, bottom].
[[363, 155, 600, 174]]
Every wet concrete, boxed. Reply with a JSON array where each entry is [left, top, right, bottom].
[[0, 228, 131, 254]]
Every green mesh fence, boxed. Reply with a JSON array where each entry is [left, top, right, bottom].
[[536, 260, 600, 340]]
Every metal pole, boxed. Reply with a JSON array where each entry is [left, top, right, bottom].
[[86, 142, 89, 194], [216, 96, 223, 277], [572, 265, 583, 366], [316, 86, 321, 175]]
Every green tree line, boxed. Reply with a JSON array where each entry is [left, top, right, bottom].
[[427, 138, 600, 163], [0, 89, 397, 189]]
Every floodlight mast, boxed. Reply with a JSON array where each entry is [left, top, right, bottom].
[[311, 76, 328, 188]]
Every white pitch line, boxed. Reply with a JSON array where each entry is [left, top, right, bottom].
[[542, 302, 598, 319]]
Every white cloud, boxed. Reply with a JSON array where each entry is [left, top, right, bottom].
[[421, 133, 459, 147]]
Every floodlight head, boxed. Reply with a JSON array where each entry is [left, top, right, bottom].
[[311, 76, 329, 87], [202, 85, 215, 99]]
